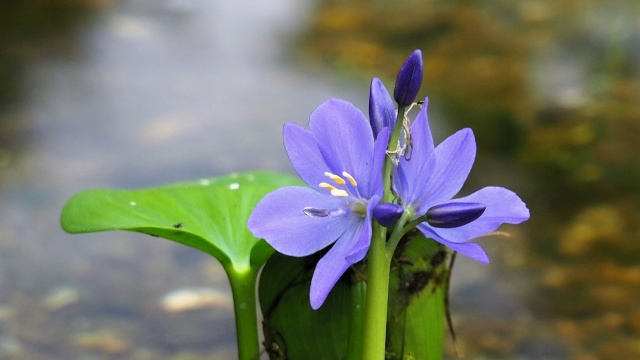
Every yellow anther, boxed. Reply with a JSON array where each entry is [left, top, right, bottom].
[[324, 172, 346, 185], [319, 182, 337, 191], [342, 172, 358, 187], [330, 189, 349, 197]]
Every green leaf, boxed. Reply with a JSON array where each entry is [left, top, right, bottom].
[[387, 233, 448, 360], [61, 171, 302, 272], [61, 171, 303, 360], [260, 253, 366, 360], [258, 232, 448, 360]]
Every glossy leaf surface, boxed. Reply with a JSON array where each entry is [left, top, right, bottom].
[[387, 232, 448, 360], [260, 252, 366, 360], [61, 171, 302, 272], [61, 171, 303, 360]]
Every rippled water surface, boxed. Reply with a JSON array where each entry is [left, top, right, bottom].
[[0, 1, 369, 359], [1, 0, 639, 359]]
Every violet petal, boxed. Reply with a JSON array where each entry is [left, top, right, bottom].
[[394, 97, 434, 203], [283, 123, 331, 192], [368, 127, 389, 199], [418, 224, 490, 263], [309, 99, 374, 195], [248, 186, 353, 257], [427, 186, 530, 243], [310, 219, 365, 309], [412, 128, 476, 214], [345, 195, 379, 263]]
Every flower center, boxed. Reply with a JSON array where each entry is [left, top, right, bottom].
[[318, 171, 358, 197], [302, 171, 364, 218], [348, 201, 367, 216]]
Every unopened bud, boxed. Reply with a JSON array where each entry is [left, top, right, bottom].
[[426, 202, 485, 228], [373, 202, 404, 227], [393, 49, 423, 107], [369, 77, 396, 137]]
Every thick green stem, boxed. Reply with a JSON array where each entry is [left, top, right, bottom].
[[403, 213, 429, 233], [227, 266, 260, 360], [386, 210, 416, 254], [361, 222, 390, 359], [362, 106, 409, 359]]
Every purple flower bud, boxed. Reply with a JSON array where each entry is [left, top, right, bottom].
[[373, 202, 404, 227], [369, 78, 396, 137], [426, 202, 486, 229], [393, 50, 423, 107]]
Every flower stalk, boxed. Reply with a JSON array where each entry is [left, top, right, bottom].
[[362, 105, 409, 359], [382, 105, 408, 204], [361, 222, 391, 359], [249, 48, 529, 360], [227, 267, 260, 360]]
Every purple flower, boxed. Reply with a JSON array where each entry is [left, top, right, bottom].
[[394, 98, 530, 263], [248, 99, 390, 309]]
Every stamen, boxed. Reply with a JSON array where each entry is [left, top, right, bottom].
[[303, 207, 330, 218], [342, 172, 358, 186], [330, 189, 349, 197], [319, 182, 337, 191], [324, 172, 346, 185]]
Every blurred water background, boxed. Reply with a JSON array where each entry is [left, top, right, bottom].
[[0, 0, 639, 359]]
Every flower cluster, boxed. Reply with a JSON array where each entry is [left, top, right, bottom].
[[248, 50, 529, 309]]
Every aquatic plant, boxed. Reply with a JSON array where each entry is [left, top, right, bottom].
[[61, 49, 529, 360]]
